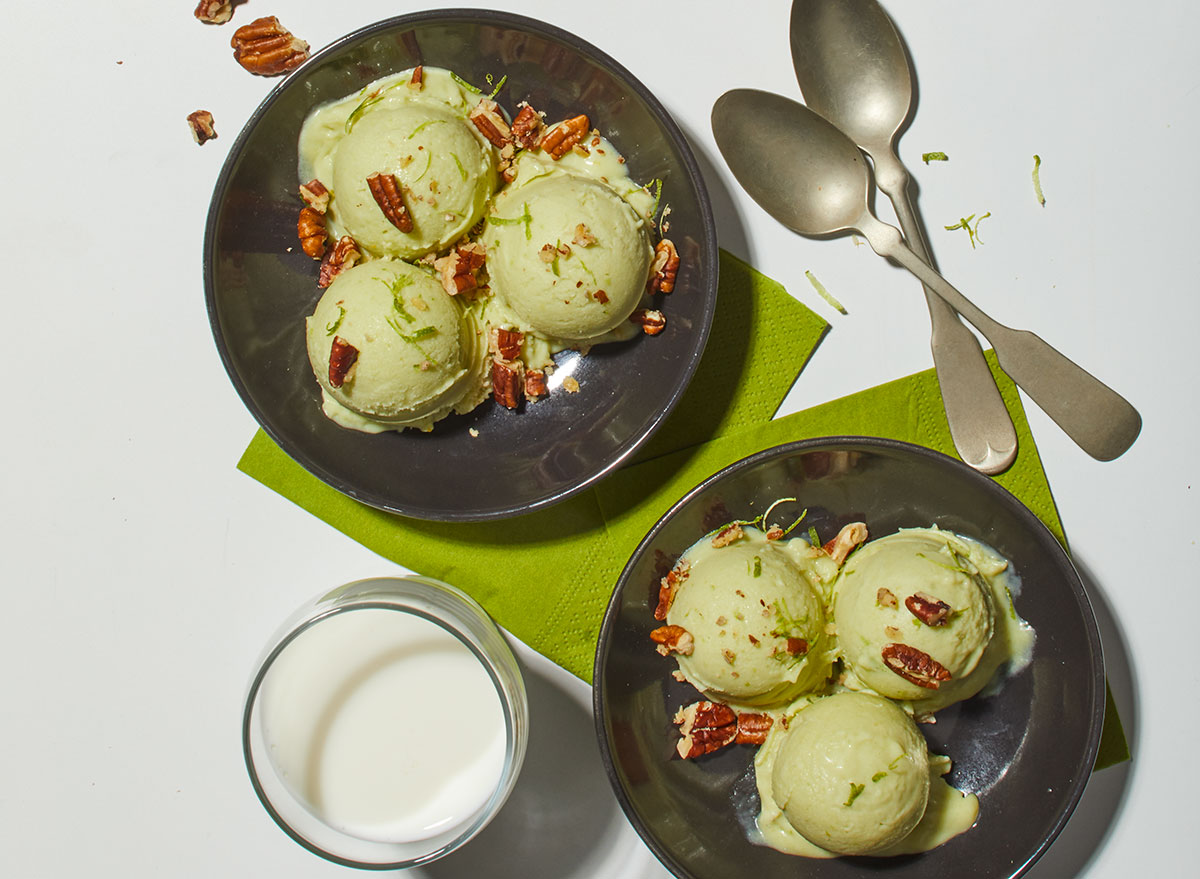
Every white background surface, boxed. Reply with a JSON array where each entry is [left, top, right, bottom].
[[1, 1, 1195, 876]]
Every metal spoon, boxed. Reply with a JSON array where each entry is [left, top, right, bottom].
[[711, 89, 1141, 461], [790, 0, 1017, 474]]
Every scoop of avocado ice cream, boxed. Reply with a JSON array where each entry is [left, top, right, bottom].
[[329, 102, 497, 259], [482, 162, 653, 343], [305, 260, 489, 433], [833, 528, 1002, 712], [765, 692, 930, 856], [666, 528, 834, 708]]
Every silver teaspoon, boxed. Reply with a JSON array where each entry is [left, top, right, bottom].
[[790, 0, 1017, 474], [711, 88, 1140, 461]]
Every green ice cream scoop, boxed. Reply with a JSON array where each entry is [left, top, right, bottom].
[[834, 528, 1008, 711], [305, 260, 489, 433], [667, 529, 834, 708], [770, 692, 930, 855], [330, 104, 497, 259], [483, 170, 653, 342]]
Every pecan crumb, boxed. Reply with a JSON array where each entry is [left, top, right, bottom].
[[712, 523, 744, 548], [650, 625, 694, 657], [573, 223, 597, 247], [186, 110, 217, 145], [877, 587, 898, 609], [408, 65, 424, 90], [562, 376, 580, 393]]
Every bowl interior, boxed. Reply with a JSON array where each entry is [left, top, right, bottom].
[[205, 10, 716, 521], [595, 437, 1104, 879]]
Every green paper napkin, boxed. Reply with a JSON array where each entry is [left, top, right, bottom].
[[237, 249, 1127, 768]]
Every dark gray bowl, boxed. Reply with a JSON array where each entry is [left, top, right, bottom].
[[594, 437, 1104, 879], [204, 9, 717, 521]]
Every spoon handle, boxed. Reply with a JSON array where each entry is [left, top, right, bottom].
[[858, 214, 1142, 461], [875, 155, 1018, 474]]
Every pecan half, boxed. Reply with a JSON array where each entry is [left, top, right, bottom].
[[433, 242, 486, 296], [653, 562, 690, 620], [711, 523, 744, 548], [734, 711, 774, 745], [299, 179, 330, 213], [647, 239, 680, 294], [524, 369, 548, 401], [230, 16, 309, 76], [366, 173, 414, 232], [491, 358, 524, 410], [906, 591, 952, 627], [194, 0, 233, 24], [328, 336, 358, 388], [510, 104, 545, 150], [540, 114, 589, 159], [877, 587, 898, 609], [469, 99, 512, 148], [629, 308, 666, 336], [297, 207, 327, 259], [318, 236, 361, 288], [186, 110, 217, 145], [823, 521, 868, 566], [881, 643, 952, 690], [650, 625, 694, 657]]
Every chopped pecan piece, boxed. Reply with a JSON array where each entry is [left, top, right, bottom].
[[194, 0, 233, 24], [764, 525, 785, 540], [230, 16, 309, 76], [327, 336, 358, 388], [785, 637, 809, 656], [674, 701, 736, 758], [491, 358, 524, 409], [433, 242, 486, 295], [881, 643, 952, 690], [877, 587, 898, 609], [408, 65, 424, 90], [653, 561, 690, 620], [297, 207, 327, 259], [711, 522, 743, 548], [650, 625, 694, 657], [647, 239, 680, 294], [524, 369, 548, 401], [299, 179, 330, 213], [561, 376, 580, 393], [186, 110, 217, 145], [593, 289, 609, 304], [906, 591, 952, 627], [823, 521, 868, 566], [489, 327, 524, 361], [540, 114, 589, 159], [469, 99, 512, 148], [318, 236, 361, 288], [510, 104, 545, 150], [366, 173, 414, 232], [572, 223, 597, 247], [629, 308, 666, 336]]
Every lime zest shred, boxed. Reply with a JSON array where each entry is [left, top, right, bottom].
[[485, 73, 508, 99], [805, 270, 847, 315], [345, 80, 405, 133], [1032, 154, 1046, 206], [325, 305, 345, 336], [408, 119, 446, 139], [386, 315, 440, 365], [450, 152, 468, 181], [450, 72, 483, 94], [647, 178, 664, 223], [385, 276, 416, 323], [412, 151, 433, 183], [944, 212, 991, 248], [807, 525, 821, 548], [921, 151, 949, 164], [844, 783, 865, 807], [489, 202, 533, 240], [752, 556, 762, 577], [871, 771, 888, 783]]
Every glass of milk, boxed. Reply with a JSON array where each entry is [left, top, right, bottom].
[[242, 576, 528, 868]]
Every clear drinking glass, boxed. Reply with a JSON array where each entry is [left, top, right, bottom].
[[242, 576, 528, 869]]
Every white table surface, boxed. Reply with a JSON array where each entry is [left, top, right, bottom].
[[2, 1, 1195, 875]]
